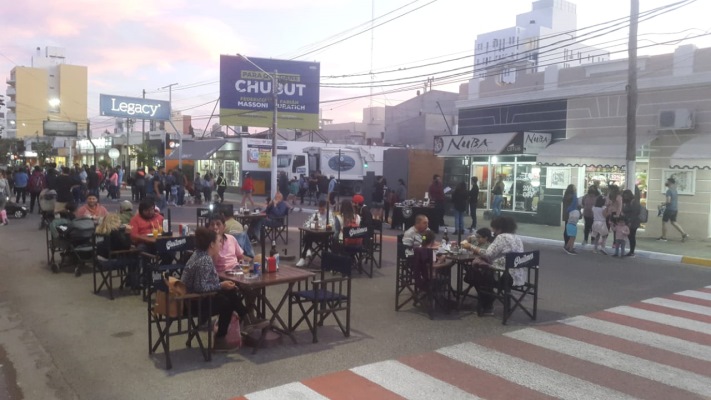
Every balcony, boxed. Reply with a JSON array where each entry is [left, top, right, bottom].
[[6, 100, 15, 110], [6, 87, 15, 96], [6, 77, 15, 85]]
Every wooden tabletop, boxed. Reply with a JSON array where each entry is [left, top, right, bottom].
[[219, 264, 314, 290]]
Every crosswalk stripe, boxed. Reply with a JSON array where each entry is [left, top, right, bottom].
[[244, 382, 329, 400], [351, 360, 480, 400], [644, 297, 711, 316], [562, 315, 711, 362], [634, 300, 711, 324], [505, 328, 711, 396], [607, 305, 711, 333], [675, 289, 711, 301], [591, 310, 711, 346], [437, 342, 636, 400], [301, 370, 404, 400], [667, 293, 711, 307]]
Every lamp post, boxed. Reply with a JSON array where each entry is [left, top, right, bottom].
[[160, 83, 181, 168], [237, 54, 279, 200]]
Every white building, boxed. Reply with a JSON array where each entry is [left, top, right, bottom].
[[473, 0, 609, 83]]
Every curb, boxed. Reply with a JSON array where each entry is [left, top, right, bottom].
[[520, 236, 711, 267]]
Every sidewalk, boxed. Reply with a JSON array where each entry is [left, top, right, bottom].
[[222, 192, 711, 267]]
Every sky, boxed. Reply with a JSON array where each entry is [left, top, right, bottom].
[[2, 0, 710, 135]]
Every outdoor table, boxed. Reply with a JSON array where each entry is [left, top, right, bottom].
[[445, 251, 480, 309], [133, 231, 181, 245], [298, 226, 334, 268], [233, 212, 266, 229], [218, 265, 315, 345], [392, 205, 440, 233]]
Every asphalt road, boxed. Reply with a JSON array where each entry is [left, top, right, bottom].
[[1, 204, 710, 399]]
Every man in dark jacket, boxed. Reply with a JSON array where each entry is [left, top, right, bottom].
[[428, 174, 445, 227], [468, 177, 479, 232]]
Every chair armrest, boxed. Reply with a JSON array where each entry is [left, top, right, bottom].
[[141, 252, 159, 260], [174, 292, 217, 301], [313, 277, 349, 285], [110, 248, 141, 257]]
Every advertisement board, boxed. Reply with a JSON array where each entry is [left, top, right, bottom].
[[99, 94, 171, 120], [433, 132, 552, 156], [220, 55, 320, 130], [43, 121, 78, 137]]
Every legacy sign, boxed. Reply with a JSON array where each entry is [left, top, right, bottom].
[[100, 94, 171, 120], [433, 132, 552, 156]]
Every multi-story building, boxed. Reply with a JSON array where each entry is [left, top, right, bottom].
[[383, 89, 459, 148], [5, 47, 87, 140], [473, 0, 609, 83]]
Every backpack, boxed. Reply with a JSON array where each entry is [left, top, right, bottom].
[[638, 206, 649, 223], [29, 173, 45, 193]]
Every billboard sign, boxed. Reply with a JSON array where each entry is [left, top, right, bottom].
[[43, 121, 78, 137], [433, 132, 552, 156], [99, 94, 171, 120], [220, 55, 320, 130]]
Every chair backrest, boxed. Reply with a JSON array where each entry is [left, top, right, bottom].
[[154, 236, 195, 255], [68, 217, 96, 242], [504, 251, 540, 271], [322, 252, 352, 277], [342, 225, 368, 247], [412, 247, 434, 289], [196, 208, 211, 227], [218, 203, 234, 218]]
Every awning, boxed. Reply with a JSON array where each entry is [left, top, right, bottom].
[[536, 133, 658, 167], [165, 139, 226, 160], [669, 134, 711, 169]]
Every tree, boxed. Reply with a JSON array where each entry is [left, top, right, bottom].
[[33, 141, 53, 166], [0, 139, 13, 164], [133, 142, 157, 167]]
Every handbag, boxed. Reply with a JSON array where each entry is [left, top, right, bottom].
[[154, 275, 187, 318], [657, 204, 666, 217]]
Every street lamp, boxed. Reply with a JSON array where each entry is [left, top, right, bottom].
[[236, 54, 279, 200]]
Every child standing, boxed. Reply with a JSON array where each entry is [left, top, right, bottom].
[[591, 195, 609, 255], [564, 209, 581, 255], [611, 216, 630, 257]]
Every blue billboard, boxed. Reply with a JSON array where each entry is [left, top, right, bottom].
[[220, 55, 320, 130], [99, 94, 171, 120]]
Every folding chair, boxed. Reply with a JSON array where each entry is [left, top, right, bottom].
[[363, 219, 383, 270], [93, 231, 140, 300], [196, 207, 211, 228], [147, 273, 215, 370], [412, 247, 453, 319], [289, 252, 352, 343], [395, 234, 416, 311], [341, 225, 372, 277], [140, 236, 195, 301], [501, 251, 540, 325], [264, 209, 289, 245]]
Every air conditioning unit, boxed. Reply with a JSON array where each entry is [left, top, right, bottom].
[[658, 109, 695, 130]]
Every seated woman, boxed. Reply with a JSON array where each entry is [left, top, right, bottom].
[[95, 213, 132, 258], [334, 199, 361, 245], [463, 216, 524, 316], [412, 229, 453, 300], [208, 215, 250, 273], [181, 227, 249, 352], [460, 227, 494, 252]]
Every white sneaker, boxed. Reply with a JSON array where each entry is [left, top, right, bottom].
[[296, 258, 307, 267], [306, 249, 313, 258]]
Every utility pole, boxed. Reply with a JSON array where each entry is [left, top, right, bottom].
[[271, 70, 278, 201], [625, 0, 639, 191], [142, 89, 146, 137], [160, 83, 179, 167]]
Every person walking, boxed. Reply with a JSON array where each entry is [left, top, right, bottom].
[[13, 167, 29, 204], [216, 172, 227, 203], [0, 171, 10, 225], [468, 176, 479, 232], [28, 166, 47, 214], [451, 181, 468, 235], [240, 172, 255, 208], [428, 174, 445, 227], [562, 184, 577, 245], [658, 177, 689, 242], [395, 179, 407, 204], [370, 176, 385, 220], [491, 175, 505, 217], [621, 189, 640, 257], [580, 186, 598, 247]]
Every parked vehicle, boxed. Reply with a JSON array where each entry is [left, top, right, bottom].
[[5, 202, 28, 219]]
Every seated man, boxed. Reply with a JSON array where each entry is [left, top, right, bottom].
[[118, 200, 133, 225], [75, 193, 109, 220], [402, 214, 429, 257], [208, 215, 250, 273], [297, 200, 332, 267], [248, 192, 289, 241], [223, 212, 244, 234], [129, 199, 164, 245]]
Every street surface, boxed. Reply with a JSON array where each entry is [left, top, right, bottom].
[[0, 198, 710, 399]]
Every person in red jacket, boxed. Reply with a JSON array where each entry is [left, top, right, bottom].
[[240, 172, 255, 208]]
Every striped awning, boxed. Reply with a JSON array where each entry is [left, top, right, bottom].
[[536, 132, 658, 168], [669, 134, 711, 169]]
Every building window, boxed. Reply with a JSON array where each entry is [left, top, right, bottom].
[[493, 38, 498, 48]]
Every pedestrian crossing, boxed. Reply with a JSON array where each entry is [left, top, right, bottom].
[[233, 286, 711, 400]]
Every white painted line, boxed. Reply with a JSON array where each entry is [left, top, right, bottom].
[[351, 360, 480, 400], [562, 315, 711, 362], [675, 290, 711, 302], [505, 328, 711, 396], [245, 382, 329, 400], [643, 297, 711, 316], [437, 342, 635, 400], [607, 305, 711, 334]]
